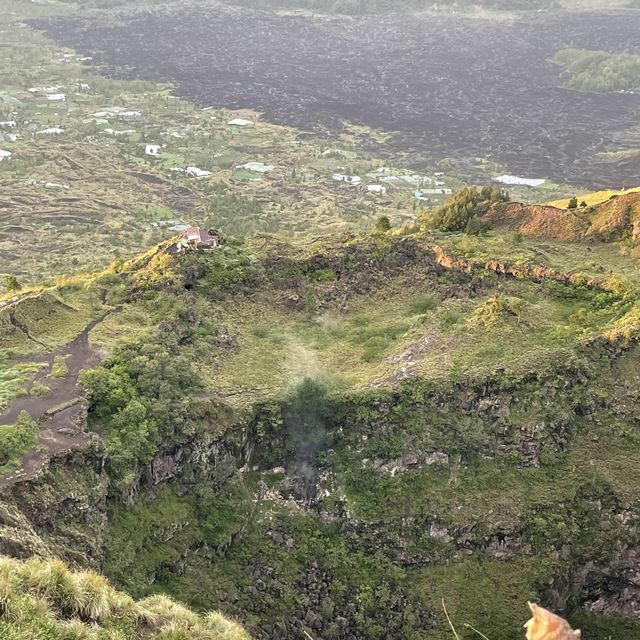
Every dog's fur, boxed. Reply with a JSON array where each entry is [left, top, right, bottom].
[[525, 603, 581, 640]]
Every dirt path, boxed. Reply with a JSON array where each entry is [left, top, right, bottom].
[[0, 309, 119, 488]]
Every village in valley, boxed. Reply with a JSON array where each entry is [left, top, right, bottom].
[[0, 12, 436, 292], [0, 0, 577, 294]]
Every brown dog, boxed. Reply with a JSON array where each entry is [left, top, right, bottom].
[[525, 602, 581, 640]]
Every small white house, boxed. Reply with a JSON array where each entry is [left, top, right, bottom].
[[401, 174, 426, 185], [38, 127, 64, 135], [0, 149, 11, 161], [367, 184, 387, 194], [333, 173, 362, 186], [103, 128, 136, 136], [494, 175, 545, 187], [228, 118, 253, 127], [238, 162, 274, 173], [185, 166, 212, 178], [94, 108, 142, 119], [43, 181, 69, 190], [28, 85, 59, 93], [46, 93, 66, 102], [0, 121, 16, 128], [145, 144, 161, 156]]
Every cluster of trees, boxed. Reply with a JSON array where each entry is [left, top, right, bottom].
[[4, 275, 21, 294], [555, 48, 640, 93], [427, 185, 508, 233], [80, 339, 201, 492], [567, 197, 588, 209]]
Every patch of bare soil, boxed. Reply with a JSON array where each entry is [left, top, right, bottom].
[[31, 4, 640, 188], [0, 311, 117, 488]]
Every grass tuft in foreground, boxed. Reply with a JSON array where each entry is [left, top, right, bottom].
[[0, 556, 250, 640]]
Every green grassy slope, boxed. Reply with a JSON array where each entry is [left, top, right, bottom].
[[1, 222, 640, 639], [0, 556, 250, 640], [72, 232, 640, 638]]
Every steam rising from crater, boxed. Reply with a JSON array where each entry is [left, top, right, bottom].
[[282, 378, 334, 503]]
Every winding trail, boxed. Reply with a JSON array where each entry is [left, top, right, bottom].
[[0, 309, 119, 488]]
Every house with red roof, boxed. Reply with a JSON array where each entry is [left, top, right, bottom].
[[178, 227, 220, 251]]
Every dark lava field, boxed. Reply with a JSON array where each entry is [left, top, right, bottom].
[[32, 4, 640, 188]]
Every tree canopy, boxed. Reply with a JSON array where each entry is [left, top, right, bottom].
[[425, 185, 508, 233]]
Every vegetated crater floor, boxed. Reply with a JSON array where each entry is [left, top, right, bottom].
[[31, 4, 640, 189]]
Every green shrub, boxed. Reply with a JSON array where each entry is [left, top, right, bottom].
[[555, 48, 640, 92], [51, 355, 69, 378], [30, 382, 50, 398], [332, 316, 411, 363], [0, 410, 38, 472], [426, 185, 507, 232], [374, 216, 391, 233], [5, 275, 21, 294], [465, 215, 491, 236], [407, 294, 439, 314], [0, 556, 250, 640], [309, 268, 337, 283], [467, 294, 529, 328]]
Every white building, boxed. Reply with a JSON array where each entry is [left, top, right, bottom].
[[0, 121, 16, 127], [494, 175, 545, 187], [103, 128, 136, 136], [333, 173, 362, 185], [238, 162, 274, 173], [0, 149, 11, 161], [37, 127, 64, 135], [185, 166, 212, 178], [93, 108, 142, 119], [145, 144, 161, 156], [228, 118, 253, 127], [367, 184, 387, 194], [46, 93, 66, 102], [402, 174, 427, 185], [43, 182, 69, 189]]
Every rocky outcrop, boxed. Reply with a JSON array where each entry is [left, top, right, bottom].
[[239, 558, 437, 640], [0, 436, 108, 567], [482, 192, 640, 243], [431, 244, 606, 290], [484, 202, 589, 240], [364, 450, 449, 475]]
